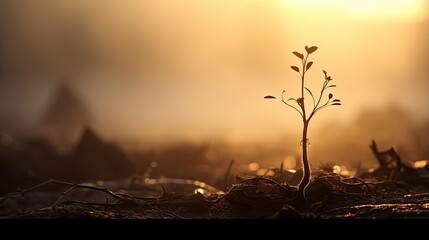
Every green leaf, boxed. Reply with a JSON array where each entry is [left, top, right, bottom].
[[264, 95, 276, 99], [292, 51, 304, 59], [306, 46, 318, 54], [306, 61, 313, 71], [290, 66, 300, 73]]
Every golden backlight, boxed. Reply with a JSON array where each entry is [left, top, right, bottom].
[[282, 0, 426, 21], [0, 1, 428, 169]]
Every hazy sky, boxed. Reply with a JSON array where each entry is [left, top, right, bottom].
[[0, 0, 428, 146]]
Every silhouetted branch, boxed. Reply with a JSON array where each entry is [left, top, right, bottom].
[[282, 90, 303, 117], [0, 179, 138, 206], [223, 159, 235, 190], [370, 140, 386, 168]]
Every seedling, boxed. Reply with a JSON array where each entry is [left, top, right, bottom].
[[265, 46, 341, 202]]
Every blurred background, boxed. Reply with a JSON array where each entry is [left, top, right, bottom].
[[0, 0, 429, 192]]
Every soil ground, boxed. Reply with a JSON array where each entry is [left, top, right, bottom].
[[1, 168, 428, 219]]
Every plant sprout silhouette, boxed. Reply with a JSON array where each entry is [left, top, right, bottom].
[[264, 46, 341, 203]]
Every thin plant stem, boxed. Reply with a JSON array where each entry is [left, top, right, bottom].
[[265, 45, 341, 203]]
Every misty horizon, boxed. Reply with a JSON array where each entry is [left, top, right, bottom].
[[0, 0, 428, 153]]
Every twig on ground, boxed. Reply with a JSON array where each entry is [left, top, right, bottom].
[[342, 177, 374, 195], [237, 177, 296, 192], [208, 177, 296, 203], [223, 159, 235, 190], [0, 179, 139, 206], [317, 175, 410, 194]]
